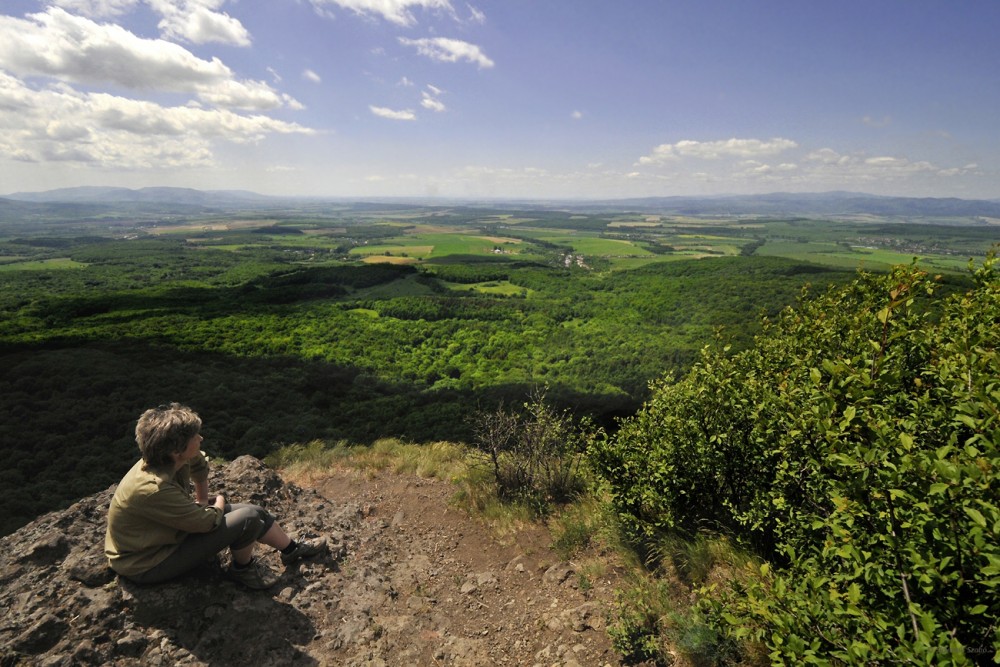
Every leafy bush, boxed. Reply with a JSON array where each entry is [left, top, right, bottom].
[[591, 252, 1000, 663], [471, 391, 596, 513]]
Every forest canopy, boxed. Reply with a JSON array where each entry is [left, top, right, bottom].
[[1, 205, 992, 538]]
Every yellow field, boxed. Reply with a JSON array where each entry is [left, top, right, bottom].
[[477, 235, 523, 244], [608, 221, 662, 228], [361, 255, 421, 265], [150, 219, 276, 234]]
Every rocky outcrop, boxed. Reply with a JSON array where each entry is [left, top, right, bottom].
[[0, 456, 354, 667]]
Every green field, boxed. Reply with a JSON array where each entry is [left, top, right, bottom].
[[350, 232, 525, 260], [445, 280, 530, 296], [0, 257, 89, 270]]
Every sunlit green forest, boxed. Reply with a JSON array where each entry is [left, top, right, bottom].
[[1, 202, 992, 535]]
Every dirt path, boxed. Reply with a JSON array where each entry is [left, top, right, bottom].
[[311, 468, 623, 666]]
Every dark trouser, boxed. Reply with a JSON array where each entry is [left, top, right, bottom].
[[128, 503, 275, 584]]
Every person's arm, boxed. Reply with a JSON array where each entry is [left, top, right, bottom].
[[194, 477, 209, 506], [142, 485, 224, 533], [189, 450, 210, 505]]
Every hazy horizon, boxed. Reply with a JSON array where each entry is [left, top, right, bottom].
[[2, 1, 998, 200], [6, 185, 1000, 205]]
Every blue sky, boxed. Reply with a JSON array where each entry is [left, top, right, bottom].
[[1, 0, 998, 199]]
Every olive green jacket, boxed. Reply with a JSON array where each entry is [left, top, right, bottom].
[[105, 451, 223, 577]]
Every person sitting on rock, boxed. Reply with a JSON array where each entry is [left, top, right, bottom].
[[105, 402, 326, 590]]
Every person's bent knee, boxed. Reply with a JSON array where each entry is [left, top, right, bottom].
[[225, 505, 274, 551]]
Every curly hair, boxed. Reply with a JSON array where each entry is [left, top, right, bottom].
[[135, 403, 202, 468]]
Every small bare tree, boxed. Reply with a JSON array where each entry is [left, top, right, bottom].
[[470, 390, 594, 512]]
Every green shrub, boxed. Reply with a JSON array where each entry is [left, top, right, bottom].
[[608, 579, 673, 665], [591, 251, 1000, 663], [552, 501, 602, 558], [471, 391, 596, 514]]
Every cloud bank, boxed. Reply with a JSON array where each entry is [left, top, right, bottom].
[[0, 5, 312, 170], [309, 0, 455, 26], [638, 138, 798, 164], [0, 8, 294, 109]]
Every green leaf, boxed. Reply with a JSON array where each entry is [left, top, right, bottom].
[[964, 507, 987, 528], [928, 483, 949, 496], [955, 414, 978, 429]]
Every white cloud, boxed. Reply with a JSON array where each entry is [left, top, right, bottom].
[[626, 139, 980, 194], [866, 156, 936, 173], [303, 69, 322, 83], [311, 0, 454, 26], [51, 0, 139, 17], [744, 161, 772, 175], [369, 105, 416, 120], [399, 37, 494, 68], [198, 80, 303, 110], [421, 85, 446, 112], [638, 137, 798, 164], [152, 0, 251, 46], [0, 8, 294, 110], [54, 0, 252, 45], [805, 148, 853, 165], [421, 95, 445, 112], [938, 164, 978, 177], [466, 3, 485, 24], [571, 110, 583, 120], [801, 148, 975, 183], [0, 70, 314, 168], [735, 160, 800, 179]]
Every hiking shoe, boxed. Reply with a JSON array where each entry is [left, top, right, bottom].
[[226, 558, 280, 590], [280, 537, 328, 566]]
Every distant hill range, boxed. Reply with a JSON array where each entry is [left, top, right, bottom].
[[3, 186, 279, 208], [575, 191, 1000, 218], [0, 187, 295, 223], [3, 186, 1000, 220]]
